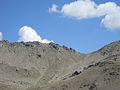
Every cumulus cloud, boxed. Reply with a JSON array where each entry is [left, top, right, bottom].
[[101, 12, 120, 30], [50, 0, 120, 30], [61, 0, 98, 19], [49, 4, 59, 13], [0, 32, 2, 40], [18, 26, 53, 43]]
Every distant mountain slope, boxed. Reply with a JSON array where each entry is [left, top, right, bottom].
[[0, 40, 120, 90]]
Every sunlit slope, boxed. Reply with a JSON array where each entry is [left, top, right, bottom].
[[0, 40, 85, 89], [26, 40, 120, 90], [0, 40, 120, 90], [36, 60, 120, 90]]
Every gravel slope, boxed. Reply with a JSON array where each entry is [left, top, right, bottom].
[[0, 40, 120, 90]]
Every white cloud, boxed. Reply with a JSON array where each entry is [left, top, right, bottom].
[[18, 26, 53, 43], [61, 0, 98, 19], [0, 32, 2, 40], [101, 11, 120, 30], [51, 0, 120, 30], [49, 4, 59, 13]]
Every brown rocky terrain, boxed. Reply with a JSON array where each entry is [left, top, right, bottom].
[[0, 40, 120, 90]]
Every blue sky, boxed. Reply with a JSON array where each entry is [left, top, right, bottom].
[[0, 0, 120, 53]]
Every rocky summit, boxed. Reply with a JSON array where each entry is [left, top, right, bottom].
[[0, 40, 120, 90]]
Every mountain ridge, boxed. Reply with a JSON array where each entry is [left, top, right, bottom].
[[0, 40, 120, 90]]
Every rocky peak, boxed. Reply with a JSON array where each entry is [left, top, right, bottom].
[[98, 40, 120, 56]]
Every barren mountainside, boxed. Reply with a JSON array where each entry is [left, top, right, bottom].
[[0, 40, 120, 90]]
